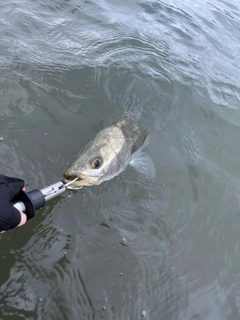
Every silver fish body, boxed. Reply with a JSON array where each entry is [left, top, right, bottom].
[[62, 98, 154, 188]]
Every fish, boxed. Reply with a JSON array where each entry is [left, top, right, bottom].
[[62, 96, 155, 189]]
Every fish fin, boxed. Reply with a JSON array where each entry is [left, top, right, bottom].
[[130, 151, 156, 177], [131, 130, 151, 156]]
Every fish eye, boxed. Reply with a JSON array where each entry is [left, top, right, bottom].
[[91, 157, 102, 169]]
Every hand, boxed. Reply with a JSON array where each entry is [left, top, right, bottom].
[[0, 175, 27, 233], [17, 187, 27, 228]]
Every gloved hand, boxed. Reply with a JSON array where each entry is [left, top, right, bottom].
[[0, 175, 27, 232]]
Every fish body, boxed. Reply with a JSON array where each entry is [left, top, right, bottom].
[[62, 98, 155, 188]]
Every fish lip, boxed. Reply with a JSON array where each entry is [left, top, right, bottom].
[[62, 173, 85, 185], [66, 185, 83, 190], [66, 173, 82, 180]]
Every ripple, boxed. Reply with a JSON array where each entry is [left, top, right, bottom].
[[0, 0, 173, 77], [0, 210, 97, 319], [1, 0, 240, 319]]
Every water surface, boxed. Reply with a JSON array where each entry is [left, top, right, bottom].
[[1, 0, 240, 319]]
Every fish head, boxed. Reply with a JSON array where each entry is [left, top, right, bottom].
[[62, 154, 104, 188], [62, 127, 128, 188]]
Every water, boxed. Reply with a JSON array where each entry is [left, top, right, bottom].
[[0, 0, 240, 319]]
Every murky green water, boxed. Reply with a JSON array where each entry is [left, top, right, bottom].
[[1, 0, 240, 319]]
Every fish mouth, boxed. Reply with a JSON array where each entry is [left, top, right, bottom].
[[62, 173, 85, 189], [64, 174, 81, 181], [62, 172, 103, 188]]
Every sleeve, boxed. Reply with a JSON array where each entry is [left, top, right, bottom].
[[0, 175, 25, 232]]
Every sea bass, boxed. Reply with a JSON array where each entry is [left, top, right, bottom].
[[62, 97, 155, 189]]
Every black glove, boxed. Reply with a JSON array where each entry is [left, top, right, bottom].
[[0, 175, 25, 232]]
